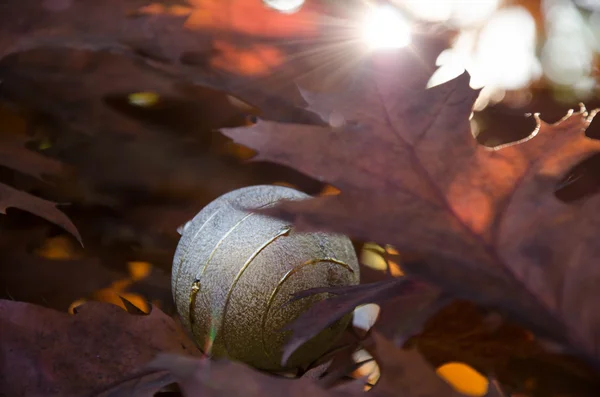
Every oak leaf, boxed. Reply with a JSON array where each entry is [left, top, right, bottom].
[[281, 279, 445, 364], [0, 300, 200, 397], [149, 354, 343, 397], [150, 331, 467, 397], [0, 0, 324, 125], [0, 179, 81, 243], [0, 103, 81, 241], [222, 50, 600, 360]]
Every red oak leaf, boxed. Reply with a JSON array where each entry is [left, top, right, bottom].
[[0, 300, 200, 397], [222, 49, 600, 361]]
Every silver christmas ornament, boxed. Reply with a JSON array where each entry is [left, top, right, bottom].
[[172, 185, 359, 371]]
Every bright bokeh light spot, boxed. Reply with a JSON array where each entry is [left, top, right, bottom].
[[361, 244, 388, 271], [428, 6, 541, 110], [352, 349, 380, 390], [388, 260, 404, 277], [404, 0, 499, 27], [263, 0, 304, 14], [119, 293, 150, 313], [127, 261, 151, 281], [436, 362, 489, 396], [451, 0, 499, 27], [361, 242, 404, 276], [404, 0, 452, 22], [361, 5, 411, 50], [541, 0, 595, 88], [36, 236, 78, 260], [473, 7, 540, 90], [353, 303, 380, 331], [210, 40, 284, 76], [68, 299, 87, 314], [128, 91, 160, 107], [543, 36, 593, 85], [576, 0, 600, 11], [431, 7, 540, 90], [385, 244, 399, 255], [591, 12, 600, 48], [320, 184, 341, 196], [428, 31, 476, 89]]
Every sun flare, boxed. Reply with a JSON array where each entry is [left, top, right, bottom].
[[360, 5, 412, 50]]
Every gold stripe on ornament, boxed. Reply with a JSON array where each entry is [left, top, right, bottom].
[[188, 280, 201, 325], [185, 199, 290, 348], [175, 207, 222, 292], [191, 200, 282, 282], [189, 212, 254, 336], [261, 258, 354, 359], [193, 211, 254, 280], [187, 210, 256, 339], [220, 226, 292, 355]]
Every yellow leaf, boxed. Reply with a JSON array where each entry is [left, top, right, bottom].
[[388, 260, 404, 277], [351, 349, 380, 390], [127, 261, 151, 281], [67, 299, 87, 314], [272, 181, 296, 189], [385, 244, 399, 255], [436, 362, 489, 396], [128, 92, 160, 107], [119, 293, 150, 313], [36, 236, 78, 260], [361, 246, 387, 271], [320, 184, 341, 196]]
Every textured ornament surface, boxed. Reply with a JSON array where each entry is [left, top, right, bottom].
[[172, 185, 360, 371]]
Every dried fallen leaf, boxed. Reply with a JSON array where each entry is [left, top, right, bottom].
[[0, 300, 200, 397], [0, 48, 202, 137], [0, 182, 81, 243], [149, 354, 344, 397], [0, 102, 80, 241], [0, 0, 324, 125], [414, 301, 600, 397], [222, 48, 600, 361], [94, 370, 176, 397], [149, 333, 471, 397], [282, 279, 443, 364]]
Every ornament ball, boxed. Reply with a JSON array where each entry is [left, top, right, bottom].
[[172, 185, 360, 371]]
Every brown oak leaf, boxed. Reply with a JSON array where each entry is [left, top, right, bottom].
[[0, 0, 325, 125], [150, 332, 467, 397], [222, 49, 600, 360], [0, 182, 81, 243], [414, 301, 600, 397], [0, 300, 200, 397], [149, 354, 344, 397], [0, 103, 81, 241], [281, 279, 446, 365]]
